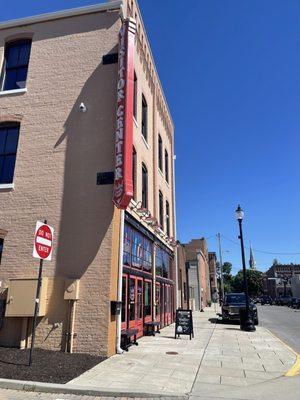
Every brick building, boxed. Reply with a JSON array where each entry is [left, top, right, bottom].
[[265, 263, 300, 298], [208, 252, 218, 300], [179, 239, 211, 310], [0, 0, 176, 357], [177, 243, 188, 310]]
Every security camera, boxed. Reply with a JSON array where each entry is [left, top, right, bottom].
[[79, 102, 87, 112]]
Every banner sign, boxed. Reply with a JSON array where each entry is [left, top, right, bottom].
[[113, 18, 136, 209], [175, 309, 194, 340]]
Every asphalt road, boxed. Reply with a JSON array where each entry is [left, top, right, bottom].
[[257, 304, 300, 353]]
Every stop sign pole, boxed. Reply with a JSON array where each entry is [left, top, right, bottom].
[[29, 220, 53, 366]]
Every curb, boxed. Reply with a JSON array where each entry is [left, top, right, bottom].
[[286, 355, 300, 377], [265, 328, 300, 377], [0, 378, 188, 399]]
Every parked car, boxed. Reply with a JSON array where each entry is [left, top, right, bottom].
[[261, 295, 273, 305], [291, 297, 300, 309], [222, 293, 258, 325], [275, 296, 292, 306]]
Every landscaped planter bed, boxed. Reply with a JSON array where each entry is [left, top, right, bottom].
[[0, 347, 105, 383]]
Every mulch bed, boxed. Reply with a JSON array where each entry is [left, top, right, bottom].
[[0, 347, 105, 384]]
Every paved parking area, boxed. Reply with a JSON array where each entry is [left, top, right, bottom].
[[69, 309, 296, 396]]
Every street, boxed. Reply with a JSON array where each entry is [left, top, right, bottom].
[[257, 305, 300, 353]]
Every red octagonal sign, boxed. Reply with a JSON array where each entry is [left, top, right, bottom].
[[33, 221, 54, 261]]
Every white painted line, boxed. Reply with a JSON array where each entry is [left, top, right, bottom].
[[36, 236, 52, 246]]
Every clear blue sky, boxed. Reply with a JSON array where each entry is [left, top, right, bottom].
[[2, 0, 300, 274]]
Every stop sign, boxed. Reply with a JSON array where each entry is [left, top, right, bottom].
[[33, 221, 54, 261]]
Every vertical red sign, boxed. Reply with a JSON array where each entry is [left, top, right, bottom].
[[113, 18, 136, 209]]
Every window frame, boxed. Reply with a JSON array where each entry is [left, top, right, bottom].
[[1, 39, 32, 91], [133, 72, 137, 120], [158, 135, 163, 172], [132, 147, 137, 200], [166, 200, 170, 237], [0, 238, 3, 265], [141, 94, 148, 142], [165, 149, 169, 183], [0, 122, 20, 184], [142, 163, 148, 209], [159, 190, 164, 230]]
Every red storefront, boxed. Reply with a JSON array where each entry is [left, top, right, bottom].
[[121, 213, 174, 337]]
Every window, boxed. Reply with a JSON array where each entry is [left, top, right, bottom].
[[123, 224, 132, 266], [143, 237, 152, 272], [155, 247, 163, 277], [159, 191, 164, 230], [133, 72, 137, 120], [0, 123, 20, 184], [166, 200, 170, 237], [141, 94, 148, 141], [144, 281, 152, 316], [158, 135, 163, 171], [1, 40, 32, 91], [132, 147, 137, 200], [123, 223, 153, 272], [155, 246, 171, 279], [165, 149, 169, 183], [142, 163, 148, 209], [0, 238, 3, 264], [132, 230, 143, 269]]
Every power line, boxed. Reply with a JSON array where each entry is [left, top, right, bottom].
[[221, 234, 300, 256]]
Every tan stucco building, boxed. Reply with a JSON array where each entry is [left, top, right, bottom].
[[0, 0, 176, 357]]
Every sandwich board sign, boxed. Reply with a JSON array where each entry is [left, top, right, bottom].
[[33, 221, 54, 261], [175, 309, 194, 340]]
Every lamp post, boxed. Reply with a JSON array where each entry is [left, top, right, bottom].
[[235, 205, 255, 332]]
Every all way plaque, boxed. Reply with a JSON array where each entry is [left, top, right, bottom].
[[175, 309, 194, 340]]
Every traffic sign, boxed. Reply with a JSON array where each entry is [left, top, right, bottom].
[[33, 221, 54, 261]]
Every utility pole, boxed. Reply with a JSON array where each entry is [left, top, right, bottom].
[[217, 233, 224, 301]]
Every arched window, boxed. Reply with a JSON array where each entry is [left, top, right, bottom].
[[0, 122, 20, 184], [159, 190, 164, 230], [158, 135, 163, 171], [142, 163, 148, 209], [166, 200, 170, 236], [165, 149, 169, 183], [133, 72, 137, 120], [141, 94, 148, 141], [1, 39, 32, 91], [132, 147, 137, 200]]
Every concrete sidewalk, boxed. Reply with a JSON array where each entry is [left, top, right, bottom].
[[69, 308, 297, 397]]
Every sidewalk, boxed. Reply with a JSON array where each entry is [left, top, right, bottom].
[[68, 308, 297, 397]]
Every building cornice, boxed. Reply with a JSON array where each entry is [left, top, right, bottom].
[[0, 1, 122, 31]]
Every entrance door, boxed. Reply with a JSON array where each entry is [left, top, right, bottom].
[[164, 284, 172, 325], [121, 274, 128, 331], [144, 279, 152, 324], [155, 282, 161, 323], [129, 276, 144, 337]]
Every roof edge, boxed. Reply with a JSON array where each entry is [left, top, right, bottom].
[[0, 1, 122, 31]]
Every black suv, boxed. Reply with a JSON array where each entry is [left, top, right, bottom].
[[261, 295, 273, 305], [222, 293, 258, 325]]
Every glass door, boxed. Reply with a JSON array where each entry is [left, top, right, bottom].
[[144, 279, 152, 324], [155, 282, 161, 323], [129, 276, 144, 337], [121, 274, 128, 331]]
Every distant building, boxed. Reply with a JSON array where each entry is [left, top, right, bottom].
[[178, 238, 211, 310], [265, 264, 300, 298], [177, 243, 189, 310], [249, 246, 256, 270], [208, 252, 218, 299]]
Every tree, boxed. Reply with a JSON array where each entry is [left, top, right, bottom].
[[232, 270, 264, 297], [217, 261, 233, 294]]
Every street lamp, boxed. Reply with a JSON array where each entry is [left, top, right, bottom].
[[235, 205, 255, 332]]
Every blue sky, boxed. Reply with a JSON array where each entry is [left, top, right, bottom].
[[1, 0, 300, 274]]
